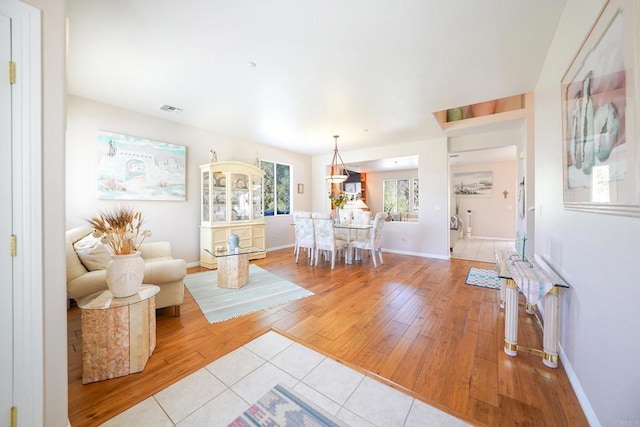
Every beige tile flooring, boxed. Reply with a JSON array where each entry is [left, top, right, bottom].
[[102, 331, 467, 427], [451, 237, 512, 263]]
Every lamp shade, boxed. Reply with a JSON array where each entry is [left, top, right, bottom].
[[343, 198, 368, 210], [326, 174, 348, 184], [325, 135, 349, 183], [354, 199, 369, 210]]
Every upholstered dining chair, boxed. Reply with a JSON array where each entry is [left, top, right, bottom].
[[334, 209, 353, 241], [349, 212, 387, 267], [294, 217, 315, 265], [352, 210, 372, 240], [311, 211, 331, 219], [292, 211, 312, 259], [313, 218, 347, 269]]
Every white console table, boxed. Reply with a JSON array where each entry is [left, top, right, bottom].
[[495, 249, 569, 368]]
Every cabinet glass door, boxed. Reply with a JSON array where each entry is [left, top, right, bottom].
[[202, 171, 210, 222], [212, 171, 226, 222], [231, 173, 250, 221]]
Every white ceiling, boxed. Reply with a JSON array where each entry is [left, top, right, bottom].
[[345, 155, 419, 173], [66, 0, 565, 156], [343, 145, 516, 173]]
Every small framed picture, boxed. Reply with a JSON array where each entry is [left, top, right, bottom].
[[297, 183, 304, 194], [344, 182, 356, 193]]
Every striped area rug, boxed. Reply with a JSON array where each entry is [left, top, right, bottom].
[[184, 265, 314, 323], [465, 267, 501, 290], [229, 383, 347, 427]]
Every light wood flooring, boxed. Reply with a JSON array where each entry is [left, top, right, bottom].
[[67, 249, 587, 426]]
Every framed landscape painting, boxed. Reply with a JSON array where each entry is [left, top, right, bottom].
[[96, 131, 186, 201], [453, 171, 493, 197], [561, 0, 640, 217]]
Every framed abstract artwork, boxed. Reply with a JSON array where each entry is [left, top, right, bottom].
[[96, 131, 186, 201], [561, 0, 640, 217]]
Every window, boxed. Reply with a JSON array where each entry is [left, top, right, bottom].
[[383, 178, 419, 214], [260, 160, 291, 216]]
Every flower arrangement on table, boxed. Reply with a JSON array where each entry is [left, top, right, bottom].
[[329, 192, 348, 209], [87, 206, 152, 255]]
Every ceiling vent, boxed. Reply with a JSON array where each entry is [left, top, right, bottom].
[[159, 104, 183, 115]]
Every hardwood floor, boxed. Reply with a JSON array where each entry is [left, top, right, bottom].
[[67, 249, 587, 426]]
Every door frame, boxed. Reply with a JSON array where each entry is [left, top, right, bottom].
[[0, 1, 43, 425]]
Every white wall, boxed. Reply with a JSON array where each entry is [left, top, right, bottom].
[[449, 127, 522, 153], [312, 139, 450, 259], [66, 96, 312, 263], [451, 160, 516, 239], [535, 0, 639, 424]]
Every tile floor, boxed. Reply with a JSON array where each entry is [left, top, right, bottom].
[[102, 331, 468, 427], [451, 237, 511, 263]]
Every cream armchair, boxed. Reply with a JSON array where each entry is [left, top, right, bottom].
[[66, 226, 186, 315]]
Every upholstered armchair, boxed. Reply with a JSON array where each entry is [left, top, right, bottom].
[[66, 226, 186, 315]]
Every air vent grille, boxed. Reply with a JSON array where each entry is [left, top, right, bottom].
[[159, 104, 183, 114]]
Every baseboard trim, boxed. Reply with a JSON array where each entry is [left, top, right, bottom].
[[558, 345, 601, 426], [536, 303, 600, 426], [382, 248, 449, 260], [464, 235, 515, 241], [267, 244, 295, 252]]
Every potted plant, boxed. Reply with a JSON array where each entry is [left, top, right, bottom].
[[87, 206, 151, 297], [329, 192, 347, 209]]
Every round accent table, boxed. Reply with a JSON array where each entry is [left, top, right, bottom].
[[77, 284, 159, 384]]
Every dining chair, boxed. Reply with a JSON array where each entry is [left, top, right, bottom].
[[313, 218, 347, 269], [338, 209, 353, 224], [352, 210, 372, 240], [335, 209, 353, 241], [349, 212, 387, 267], [311, 211, 331, 219], [292, 211, 312, 259], [294, 217, 315, 265]]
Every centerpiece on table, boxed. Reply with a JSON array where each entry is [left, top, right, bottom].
[[87, 206, 151, 297], [329, 192, 347, 219]]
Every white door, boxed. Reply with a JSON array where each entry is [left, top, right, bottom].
[[0, 12, 14, 425]]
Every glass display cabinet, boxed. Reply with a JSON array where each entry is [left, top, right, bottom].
[[200, 161, 266, 269]]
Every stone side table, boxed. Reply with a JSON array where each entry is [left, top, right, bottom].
[[207, 247, 263, 289], [77, 284, 159, 384]]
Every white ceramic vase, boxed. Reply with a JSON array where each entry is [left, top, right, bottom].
[[105, 252, 145, 297]]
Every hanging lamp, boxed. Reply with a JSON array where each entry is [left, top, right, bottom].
[[325, 135, 349, 184]]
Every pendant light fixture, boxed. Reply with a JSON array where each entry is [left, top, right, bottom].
[[325, 135, 349, 184]]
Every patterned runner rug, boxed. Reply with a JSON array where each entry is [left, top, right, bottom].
[[185, 265, 314, 323], [465, 267, 501, 290], [228, 383, 348, 427]]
